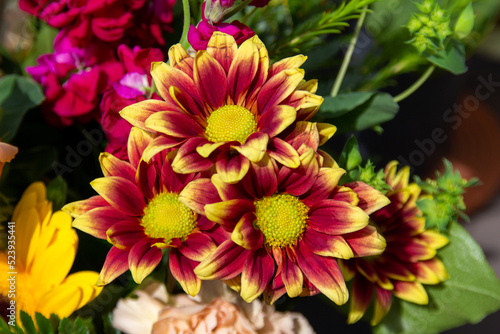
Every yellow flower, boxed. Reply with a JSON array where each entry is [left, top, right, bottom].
[[0, 182, 102, 323]]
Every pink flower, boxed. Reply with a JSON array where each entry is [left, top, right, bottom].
[[19, 0, 84, 28], [188, 19, 255, 51]]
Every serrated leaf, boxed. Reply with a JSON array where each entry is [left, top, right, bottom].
[[35, 313, 54, 334], [46, 176, 68, 211], [318, 92, 375, 118], [19, 311, 36, 334], [326, 92, 399, 133], [426, 40, 467, 75], [0, 75, 44, 142], [374, 222, 500, 334], [338, 135, 362, 171], [454, 3, 475, 39]]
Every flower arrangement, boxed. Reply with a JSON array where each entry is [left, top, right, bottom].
[[1, 0, 500, 333]]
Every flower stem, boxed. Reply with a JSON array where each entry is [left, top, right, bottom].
[[330, 6, 368, 97], [179, 0, 191, 50], [393, 64, 436, 103], [223, 0, 254, 21]]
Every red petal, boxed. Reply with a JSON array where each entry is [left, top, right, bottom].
[[72, 206, 128, 239], [278, 148, 318, 196], [106, 220, 145, 250], [194, 51, 227, 109], [344, 181, 390, 215], [172, 137, 215, 174], [194, 240, 251, 280], [241, 249, 275, 302], [347, 275, 373, 324], [227, 39, 259, 105], [267, 137, 300, 168], [257, 105, 296, 138], [97, 246, 129, 286], [344, 225, 386, 257], [241, 154, 278, 199], [372, 286, 392, 325], [161, 157, 196, 194], [302, 229, 354, 259], [128, 239, 163, 284], [169, 248, 201, 296], [127, 128, 154, 168], [231, 212, 263, 251], [257, 68, 304, 114], [145, 110, 204, 138], [216, 150, 251, 184], [206, 32, 237, 73], [91, 176, 146, 216], [282, 252, 303, 298], [308, 199, 369, 235], [178, 232, 217, 262], [179, 178, 221, 215], [99, 152, 136, 184]]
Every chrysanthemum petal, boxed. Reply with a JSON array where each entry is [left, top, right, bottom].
[[205, 199, 255, 227], [178, 232, 217, 262], [269, 55, 307, 76], [72, 206, 129, 239], [211, 174, 253, 202], [91, 176, 145, 216], [99, 152, 136, 184], [241, 154, 278, 199], [227, 38, 259, 105], [418, 230, 449, 250], [286, 90, 324, 121], [169, 248, 201, 296], [106, 220, 145, 250], [145, 110, 204, 138], [267, 137, 300, 168], [128, 239, 163, 284], [296, 241, 349, 305], [317, 123, 337, 146], [194, 51, 228, 109], [278, 148, 318, 196], [194, 240, 251, 280], [344, 225, 386, 257], [257, 68, 304, 114], [97, 246, 130, 286], [127, 127, 154, 168], [282, 253, 303, 298], [372, 287, 392, 326], [216, 151, 251, 184], [344, 181, 391, 215], [233, 132, 269, 163], [329, 186, 360, 206], [231, 212, 262, 251], [151, 62, 203, 114], [387, 237, 436, 262], [308, 199, 369, 235], [393, 281, 428, 305], [169, 44, 194, 77], [196, 141, 227, 158], [302, 167, 345, 206], [302, 229, 353, 259], [141, 136, 181, 163], [62, 195, 108, 218], [172, 137, 215, 174], [178, 178, 220, 215], [347, 275, 373, 324], [241, 249, 275, 302], [120, 100, 176, 130], [207, 32, 237, 72], [384, 161, 410, 190], [258, 105, 296, 138]]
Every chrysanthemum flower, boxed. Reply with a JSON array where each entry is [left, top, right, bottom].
[[63, 128, 228, 296], [193, 148, 389, 305], [120, 32, 323, 184], [0, 182, 102, 321], [339, 161, 450, 326]]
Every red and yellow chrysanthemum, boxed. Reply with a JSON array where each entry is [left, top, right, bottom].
[[192, 142, 390, 305], [120, 32, 323, 184], [340, 161, 449, 325], [63, 128, 228, 296]]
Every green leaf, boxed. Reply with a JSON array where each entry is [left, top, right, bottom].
[[318, 92, 375, 118], [0, 317, 13, 333], [374, 222, 500, 334], [58, 317, 94, 334], [35, 313, 55, 334], [325, 92, 399, 133], [46, 176, 68, 211], [425, 40, 467, 75], [19, 311, 36, 334], [338, 136, 362, 171], [0, 75, 45, 142], [454, 3, 475, 39]]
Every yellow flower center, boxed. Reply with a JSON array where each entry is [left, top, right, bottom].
[[205, 105, 257, 144], [141, 193, 197, 242], [254, 194, 309, 248]]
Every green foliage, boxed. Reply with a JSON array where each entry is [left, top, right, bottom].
[[425, 39, 467, 74], [317, 92, 399, 133], [0, 75, 44, 142], [414, 159, 478, 231], [46, 176, 68, 212], [454, 3, 474, 39], [58, 317, 95, 334], [357, 160, 392, 193], [0, 312, 58, 334], [374, 222, 500, 334]]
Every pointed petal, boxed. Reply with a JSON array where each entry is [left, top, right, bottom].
[[418, 230, 449, 250], [205, 199, 254, 227], [194, 240, 250, 280], [211, 174, 253, 202], [196, 141, 227, 158], [72, 206, 129, 239], [127, 127, 154, 168], [178, 232, 217, 262], [296, 241, 349, 305], [145, 110, 204, 138], [282, 253, 303, 298], [168, 44, 194, 77], [91, 176, 145, 216], [308, 199, 369, 235], [160, 157, 195, 194], [241, 249, 275, 302], [169, 248, 201, 296], [302, 167, 345, 206], [106, 220, 145, 250], [120, 100, 177, 130], [257, 68, 304, 114], [227, 38, 259, 105], [62, 195, 108, 218], [142, 136, 181, 163], [241, 154, 278, 199], [372, 287, 392, 325], [231, 212, 263, 251], [344, 225, 386, 257], [172, 137, 215, 174], [179, 178, 221, 215], [194, 51, 227, 108], [387, 237, 436, 262], [347, 275, 373, 324], [269, 55, 307, 76], [233, 132, 269, 163], [278, 148, 318, 196], [302, 229, 353, 259], [257, 105, 296, 138], [128, 239, 163, 284], [207, 32, 237, 72], [99, 152, 136, 183], [267, 137, 300, 168], [97, 247, 129, 286], [393, 281, 428, 305], [344, 181, 390, 215], [216, 150, 251, 184]]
